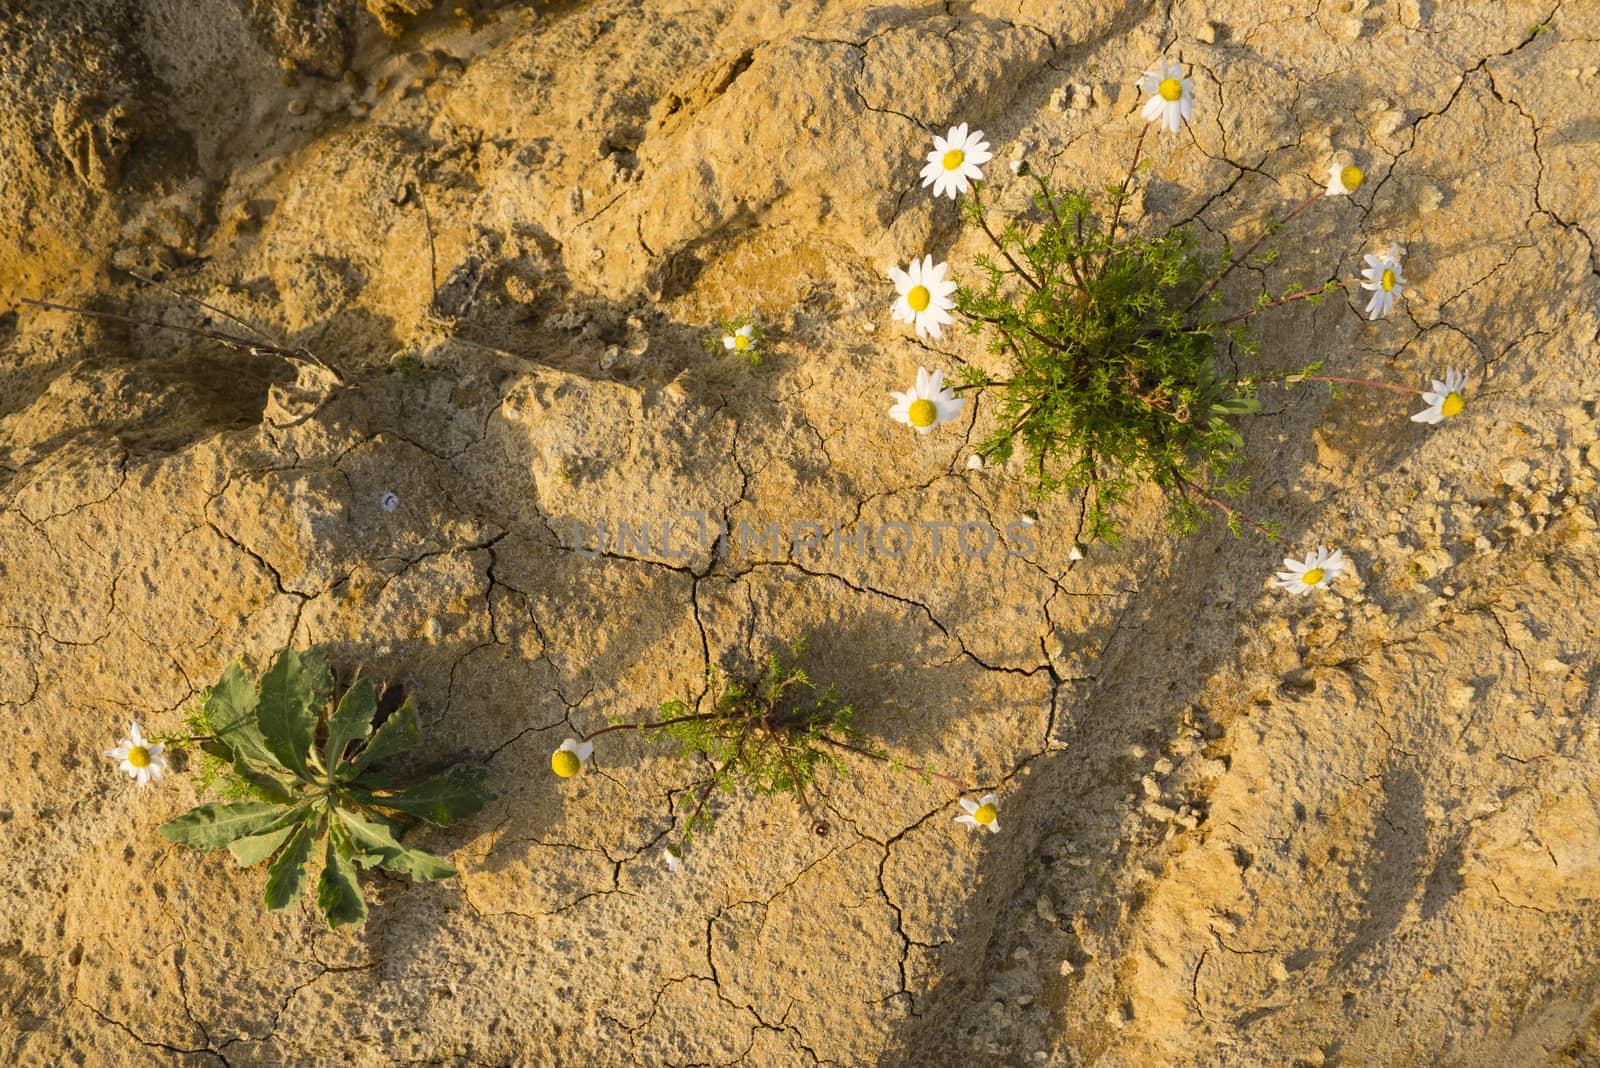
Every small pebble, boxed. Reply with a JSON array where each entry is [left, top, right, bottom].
[[381, 491, 399, 512]]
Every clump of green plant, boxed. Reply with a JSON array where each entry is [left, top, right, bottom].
[[159, 647, 491, 928], [551, 639, 981, 853], [703, 310, 765, 367], [955, 149, 1341, 543]]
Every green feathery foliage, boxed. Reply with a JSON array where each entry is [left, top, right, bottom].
[[955, 165, 1336, 543], [641, 638, 857, 845]]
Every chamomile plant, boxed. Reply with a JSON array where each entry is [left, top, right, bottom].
[[549, 639, 996, 861], [888, 71, 1469, 548], [155, 647, 491, 928], [705, 310, 765, 367]]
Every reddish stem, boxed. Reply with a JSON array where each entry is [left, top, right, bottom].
[[818, 735, 972, 792]]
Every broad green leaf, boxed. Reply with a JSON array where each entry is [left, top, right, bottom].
[[228, 824, 295, 867], [349, 698, 419, 773], [353, 765, 490, 826], [298, 646, 335, 711], [233, 760, 295, 803], [158, 801, 288, 852], [335, 808, 457, 882], [256, 648, 323, 780], [263, 817, 319, 911], [324, 677, 376, 770], [316, 830, 368, 929], [205, 662, 276, 768]]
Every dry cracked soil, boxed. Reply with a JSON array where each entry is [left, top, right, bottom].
[[3, 0, 1600, 1065]]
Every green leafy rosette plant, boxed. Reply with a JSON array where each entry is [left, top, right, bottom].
[[158, 647, 491, 928]]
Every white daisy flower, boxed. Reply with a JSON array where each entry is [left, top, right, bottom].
[[1359, 246, 1406, 320], [1273, 546, 1349, 596], [954, 792, 1002, 834], [888, 366, 966, 434], [888, 255, 957, 339], [920, 123, 992, 199], [722, 324, 757, 354], [662, 846, 682, 872], [1326, 161, 1365, 196], [104, 721, 169, 786], [1410, 368, 1468, 425], [550, 737, 594, 778], [1139, 58, 1194, 134]]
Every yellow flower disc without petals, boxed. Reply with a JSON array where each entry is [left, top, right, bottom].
[[128, 746, 151, 769], [551, 750, 581, 777], [908, 399, 938, 427], [1441, 392, 1464, 418], [1340, 165, 1364, 191], [1158, 77, 1183, 101], [906, 285, 931, 312], [942, 149, 964, 171], [974, 803, 998, 825], [734, 334, 751, 350], [1301, 567, 1326, 586], [1381, 268, 1396, 291]]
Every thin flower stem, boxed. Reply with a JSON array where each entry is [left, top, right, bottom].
[[1171, 471, 1278, 541], [1188, 190, 1324, 311], [580, 711, 726, 743], [971, 184, 1044, 292], [1101, 124, 1149, 277], [1254, 373, 1421, 396], [817, 735, 972, 792], [1217, 285, 1329, 325], [1030, 173, 1089, 292], [951, 379, 1011, 392]]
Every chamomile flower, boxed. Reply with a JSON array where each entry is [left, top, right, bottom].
[[1273, 546, 1348, 596], [722, 324, 757, 355], [888, 366, 965, 434], [888, 255, 957, 339], [105, 722, 169, 786], [550, 737, 594, 778], [1326, 161, 1365, 196], [954, 792, 1002, 834], [920, 123, 991, 199], [1360, 246, 1406, 320], [1139, 58, 1194, 134], [1410, 368, 1468, 425]]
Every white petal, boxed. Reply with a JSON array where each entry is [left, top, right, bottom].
[[576, 741, 594, 762], [958, 798, 979, 815], [986, 819, 1001, 834], [1142, 95, 1164, 122]]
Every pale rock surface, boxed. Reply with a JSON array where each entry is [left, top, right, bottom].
[[2, 0, 1599, 1065]]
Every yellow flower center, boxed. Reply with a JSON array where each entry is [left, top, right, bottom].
[[127, 746, 151, 768], [551, 749, 581, 777], [1441, 392, 1464, 418], [906, 285, 931, 312], [1301, 567, 1326, 586], [733, 333, 751, 350], [1340, 165, 1364, 191], [1158, 77, 1183, 101], [942, 148, 964, 171], [1381, 268, 1397, 291], [907, 399, 938, 427], [973, 803, 998, 826]]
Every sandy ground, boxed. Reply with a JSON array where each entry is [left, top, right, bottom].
[[3, 0, 1599, 1064]]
